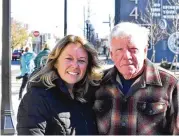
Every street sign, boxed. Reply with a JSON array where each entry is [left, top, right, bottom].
[[33, 31, 40, 37]]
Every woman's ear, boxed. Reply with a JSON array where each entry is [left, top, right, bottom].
[[110, 50, 114, 61]]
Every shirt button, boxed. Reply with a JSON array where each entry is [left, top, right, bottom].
[[123, 99, 127, 102], [157, 104, 164, 110], [121, 122, 126, 127], [141, 103, 146, 110], [149, 110, 153, 114]]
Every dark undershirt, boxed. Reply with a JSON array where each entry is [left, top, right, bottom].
[[118, 72, 142, 95]]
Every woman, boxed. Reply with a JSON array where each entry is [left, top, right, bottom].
[[16, 35, 103, 135]]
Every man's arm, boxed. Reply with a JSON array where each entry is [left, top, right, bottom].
[[171, 81, 179, 134]]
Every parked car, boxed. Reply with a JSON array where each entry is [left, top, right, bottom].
[[12, 49, 23, 60]]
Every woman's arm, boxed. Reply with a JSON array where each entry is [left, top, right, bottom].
[[16, 88, 50, 135]]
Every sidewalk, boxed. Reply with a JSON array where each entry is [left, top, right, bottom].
[[11, 66, 21, 131], [0, 64, 21, 135], [11, 65, 22, 132]]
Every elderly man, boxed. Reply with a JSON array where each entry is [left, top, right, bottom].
[[93, 22, 179, 135]]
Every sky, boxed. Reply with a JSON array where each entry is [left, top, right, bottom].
[[11, 0, 114, 38]]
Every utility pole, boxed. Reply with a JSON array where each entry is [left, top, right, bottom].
[[1, 0, 15, 134], [83, 6, 86, 37], [102, 14, 112, 60], [102, 14, 112, 32], [64, 0, 67, 36], [86, 0, 91, 41]]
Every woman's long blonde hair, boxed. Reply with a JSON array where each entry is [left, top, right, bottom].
[[29, 35, 103, 101]]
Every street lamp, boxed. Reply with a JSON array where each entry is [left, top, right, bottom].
[[1, 0, 15, 135]]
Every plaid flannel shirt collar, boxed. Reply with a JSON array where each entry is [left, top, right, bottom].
[[144, 59, 163, 86], [102, 59, 163, 88]]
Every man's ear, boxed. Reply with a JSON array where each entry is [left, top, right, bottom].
[[144, 45, 148, 57]]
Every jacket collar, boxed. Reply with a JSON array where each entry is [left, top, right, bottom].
[[101, 66, 117, 84], [52, 70, 69, 94], [144, 59, 162, 86], [101, 59, 163, 87], [30, 69, 70, 94]]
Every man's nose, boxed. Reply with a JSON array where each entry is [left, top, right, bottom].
[[123, 50, 132, 59]]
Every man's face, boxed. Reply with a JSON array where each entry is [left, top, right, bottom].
[[110, 37, 147, 79], [55, 43, 88, 86]]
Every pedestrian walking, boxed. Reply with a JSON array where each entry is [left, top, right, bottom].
[[17, 47, 36, 100], [34, 43, 51, 69]]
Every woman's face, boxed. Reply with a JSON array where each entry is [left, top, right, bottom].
[[55, 42, 88, 86]]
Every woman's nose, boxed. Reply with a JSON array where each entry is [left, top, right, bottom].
[[71, 61, 79, 67]]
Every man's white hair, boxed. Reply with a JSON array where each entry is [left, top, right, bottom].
[[109, 22, 150, 50]]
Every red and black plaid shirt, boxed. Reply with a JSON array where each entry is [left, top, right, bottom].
[[94, 59, 179, 135]]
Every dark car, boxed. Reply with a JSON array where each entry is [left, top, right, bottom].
[[12, 49, 23, 60]]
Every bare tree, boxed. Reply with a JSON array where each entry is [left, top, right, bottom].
[[137, 0, 179, 64], [138, 0, 170, 46]]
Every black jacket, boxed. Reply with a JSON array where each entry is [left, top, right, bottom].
[[16, 77, 98, 135]]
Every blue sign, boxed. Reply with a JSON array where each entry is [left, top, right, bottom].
[[115, 0, 179, 62]]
